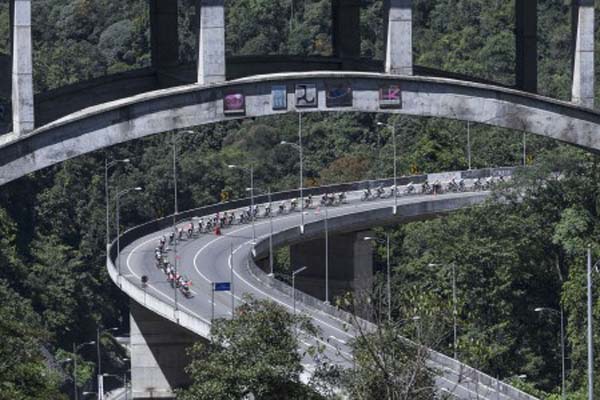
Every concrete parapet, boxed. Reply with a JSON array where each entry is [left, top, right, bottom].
[[197, 0, 226, 84], [11, 0, 34, 136], [385, 0, 413, 75], [571, 0, 595, 108], [3, 72, 600, 185]]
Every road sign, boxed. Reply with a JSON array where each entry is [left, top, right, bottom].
[[214, 282, 231, 291]]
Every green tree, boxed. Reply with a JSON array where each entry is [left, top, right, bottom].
[[178, 297, 327, 400]]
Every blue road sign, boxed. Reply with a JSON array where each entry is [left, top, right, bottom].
[[214, 282, 231, 291]]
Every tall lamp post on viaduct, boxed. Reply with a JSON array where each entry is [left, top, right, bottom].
[[104, 158, 130, 247], [281, 113, 305, 234], [115, 187, 143, 277]]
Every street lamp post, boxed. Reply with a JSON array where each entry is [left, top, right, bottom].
[[73, 341, 95, 400], [280, 116, 305, 233], [364, 233, 392, 322], [586, 246, 598, 400], [523, 132, 527, 166], [96, 326, 118, 400], [467, 121, 472, 170], [429, 262, 458, 359], [228, 164, 255, 241], [171, 130, 195, 222], [324, 203, 329, 304], [102, 372, 128, 400], [267, 188, 274, 276], [116, 187, 143, 277], [104, 158, 130, 247], [248, 187, 274, 276], [292, 266, 308, 317], [377, 122, 398, 214], [534, 307, 566, 400]]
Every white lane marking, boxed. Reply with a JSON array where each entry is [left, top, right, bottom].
[[125, 192, 490, 394], [224, 242, 353, 358], [189, 213, 358, 337], [328, 336, 347, 345], [125, 238, 209, 324]]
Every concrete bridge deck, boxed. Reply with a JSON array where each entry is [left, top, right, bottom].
[[112, 170, 537, 400], [2, 71, 600, 187]]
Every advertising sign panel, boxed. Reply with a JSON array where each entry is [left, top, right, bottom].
[[224, 91, 246, 115], [272, 85, 287, 110], [326, 82, 353, 107], [295, 83, 318, 108], [379, 85, 402, 108]]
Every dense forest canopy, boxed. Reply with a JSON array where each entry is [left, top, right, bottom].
[[0, 0, 599, 398]]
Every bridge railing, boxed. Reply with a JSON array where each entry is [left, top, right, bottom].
[[108, 166, 534, 400], [109, 166, 515, 259]]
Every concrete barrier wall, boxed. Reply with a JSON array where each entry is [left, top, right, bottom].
[[1, 71, 598, 185]]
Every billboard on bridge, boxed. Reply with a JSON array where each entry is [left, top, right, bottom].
[[326, 82, 353, 107], [295, 83, 318, 108], [272, 85, 288, 110], [379, 84, 402, 108], [224, 91, 246, 115]]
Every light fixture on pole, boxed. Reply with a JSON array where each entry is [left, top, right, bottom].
[[248, 187, 274, 274], [534, 307, 566, 400], [429, 262, 458, 360], [377, 122, 398, 214], [292, 266, 308, 317], [96, 326, 118, 400], [586, 246, 598, 400], [324, 203, 329, 304], [280, 133, 305, 234], [116, 187, 143, 278], [104, 158, 130, 247], [364, 233, 392, 322], [73, 341, 96, 400], [228, 164, 255, 241], [171, 129, 196, 222]]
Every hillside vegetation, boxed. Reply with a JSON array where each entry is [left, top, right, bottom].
[[0, 0, 598, 398]]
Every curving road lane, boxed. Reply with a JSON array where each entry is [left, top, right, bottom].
[[120, 186, 536, 400]]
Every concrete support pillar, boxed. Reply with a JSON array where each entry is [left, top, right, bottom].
[[515, 0, 537, 93], [572, 0, 595, 108], [197, 0, 226, 85], [332, 0, 361, 59], [150, 0, 179, 69], [11, 0, 34, 136], [130, 301, 199, 399], [290, 231, 374, 301], [385, 0, 413, 75]]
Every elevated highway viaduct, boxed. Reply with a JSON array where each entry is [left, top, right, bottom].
[[0, 0, 595, 137], [0, 0, 597, 399], [113, 170, 537, 400]]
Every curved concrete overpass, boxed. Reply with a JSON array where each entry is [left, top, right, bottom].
[[114, 171, 536, 400], [2, 71, 600, 186]]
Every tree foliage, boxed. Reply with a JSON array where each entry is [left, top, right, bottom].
[[178, 297, 326, 400]]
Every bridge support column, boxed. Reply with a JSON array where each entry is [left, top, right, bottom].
[[515, 0, 537, 93], [290, 231, 373, 302], [197, 0, 226, 84], [150, 0, 179, 69], [11, 0, 34, 136], [385, 0, 413, 75], [130, 301, 200, 399], [572, 0, 595, 108], [332, 0, 361, 59]]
